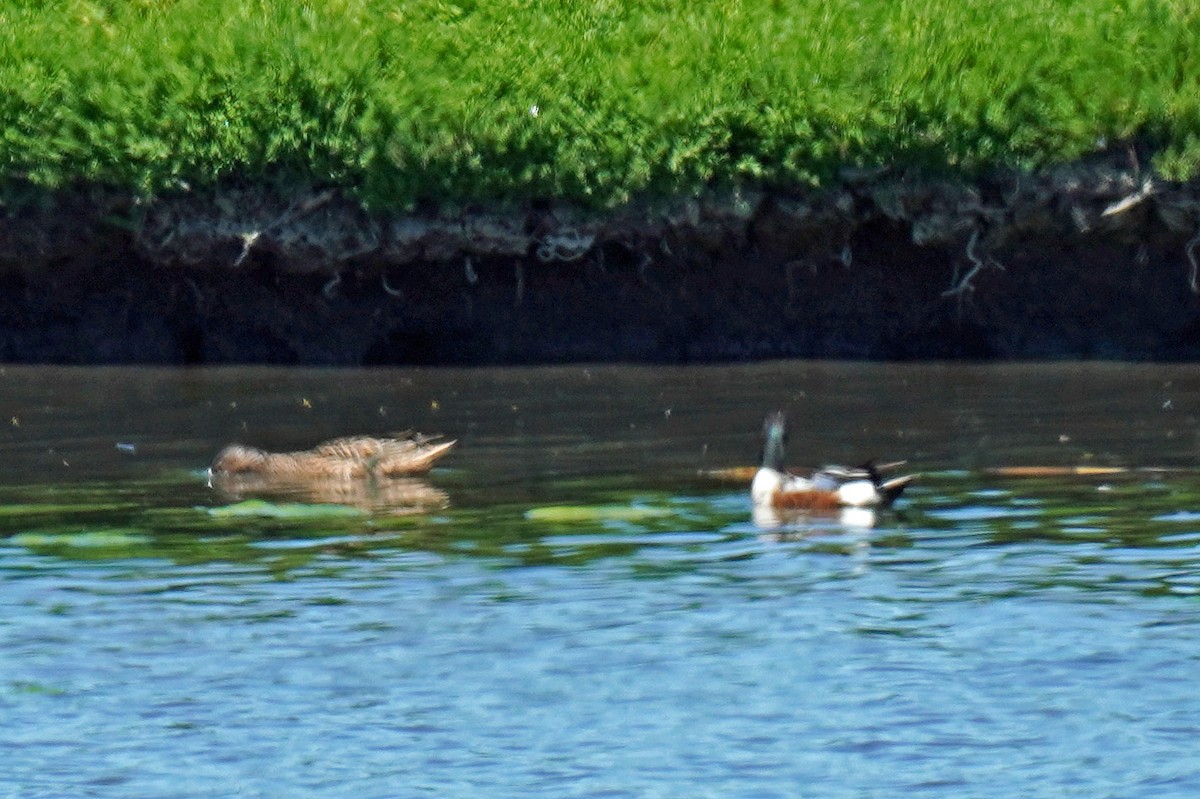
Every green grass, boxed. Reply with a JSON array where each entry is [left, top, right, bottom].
[[2, 0, 1199, 211]]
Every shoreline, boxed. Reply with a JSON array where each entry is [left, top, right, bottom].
[[2, 156, 1199, 365]]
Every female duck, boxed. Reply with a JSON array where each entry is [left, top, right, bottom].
[[210, 433, 456, 480], [751, 412, 914, 509]]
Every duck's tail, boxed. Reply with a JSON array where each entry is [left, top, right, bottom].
[[877, 473, 917, 507], [374, 438, 457, 477]]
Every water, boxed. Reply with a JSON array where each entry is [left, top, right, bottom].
[[3, 362, 1200, 798]]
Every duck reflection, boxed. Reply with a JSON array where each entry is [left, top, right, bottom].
[[752, 503, 877, 539], [209, 471, 450, 514]]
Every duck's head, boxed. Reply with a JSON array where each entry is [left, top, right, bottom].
[[209, 444, 269, 475], [760, 411, 789, 472]]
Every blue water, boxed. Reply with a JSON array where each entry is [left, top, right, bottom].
[[3, 363, 1200, 797]]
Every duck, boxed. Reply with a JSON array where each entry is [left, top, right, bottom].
[[209, 432, 456, 481], [750, 411, 915, 509]]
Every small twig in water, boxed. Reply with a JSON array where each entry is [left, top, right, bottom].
[[514, 262, 525, 306]]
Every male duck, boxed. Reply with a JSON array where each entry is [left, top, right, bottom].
[[209, 433, 456, 480], [751, 412, 915, 509]]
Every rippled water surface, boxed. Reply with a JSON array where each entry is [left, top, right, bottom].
[[4, 362, 1200, 797]]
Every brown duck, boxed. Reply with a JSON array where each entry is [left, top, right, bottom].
[[210, 433, 457, 480]]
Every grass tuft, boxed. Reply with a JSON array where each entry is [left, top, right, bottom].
[[2, 0, 1199, 209]]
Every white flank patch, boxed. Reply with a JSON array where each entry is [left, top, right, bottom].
[[836, 480, 879, 507]]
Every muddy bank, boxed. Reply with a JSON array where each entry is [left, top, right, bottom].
[[2, 155, 1200, 364]]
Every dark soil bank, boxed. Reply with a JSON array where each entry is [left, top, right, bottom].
[[3, 156, 1200, 365]]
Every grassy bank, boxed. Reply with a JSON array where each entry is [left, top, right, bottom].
[[2, 0, 1199, 211]]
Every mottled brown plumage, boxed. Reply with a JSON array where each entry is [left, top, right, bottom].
[[210, 434, 456, 480]]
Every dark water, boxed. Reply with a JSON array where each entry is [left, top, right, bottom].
[[3, 362, 1200, 798]]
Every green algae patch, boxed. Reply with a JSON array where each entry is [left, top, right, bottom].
[[524, 505, 675, 524], [204, 500, 367, 520], [0, 502, 137, 516], [11, 530, 151, 548], [9, 680, 67, 697]]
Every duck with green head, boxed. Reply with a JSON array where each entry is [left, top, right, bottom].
[[751, 412, 915, 509]]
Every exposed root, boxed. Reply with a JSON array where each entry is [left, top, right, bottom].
[[105, 153, 1190, 285], [1070, 205, 1092, 233], [534, 231, 594, 263], [381, 272, 403, 298], [185, 277, 204, 305], [131, 186, 386, 272], [1102, 178, 1155, 218], [1187, 230, 1200, 294], [284, 189, 336, 224], [784, 259, 805, 319], [634, 251, 672, 306], [322, 272, 342, 300], [233, 231, 260, 267], [942, 228, 1004, 300], [7, 167, 1200, 364], [1156, 197, 1200, 233], [637, 253, 652, 284]]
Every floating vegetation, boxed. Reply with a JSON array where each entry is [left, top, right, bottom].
[[524, 504, 675, 524], [4, 458, 1200, 576], [10, 529, 151, 548], [0, 501, 139, 517], [204, 499, 367, 520]]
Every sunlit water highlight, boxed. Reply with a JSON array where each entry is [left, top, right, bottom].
[[3, 363, 1200, 797]]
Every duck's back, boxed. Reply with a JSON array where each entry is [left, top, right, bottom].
[[312, 436, 397, 460]]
